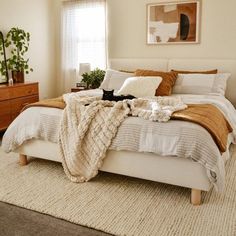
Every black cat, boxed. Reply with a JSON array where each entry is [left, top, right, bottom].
[[102, 89, 136, 101]]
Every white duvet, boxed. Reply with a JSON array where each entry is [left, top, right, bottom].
[[2, 89, 236, 191]]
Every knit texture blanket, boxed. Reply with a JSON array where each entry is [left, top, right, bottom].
[[59, 93, 187, 182]]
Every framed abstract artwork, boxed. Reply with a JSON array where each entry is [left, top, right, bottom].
[[147, 1, 201, 44]]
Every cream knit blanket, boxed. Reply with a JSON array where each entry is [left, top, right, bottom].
[[59, 93, 187, 182]]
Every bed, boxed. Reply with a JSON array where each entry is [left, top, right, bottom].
[[2, 58, 236, 205]]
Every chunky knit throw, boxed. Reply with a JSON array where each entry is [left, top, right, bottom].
[[59, 93, 187, 182]]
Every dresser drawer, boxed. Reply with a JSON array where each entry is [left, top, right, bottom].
[[0, 88, 10, 101], [0, 82, 39, 130], [11, 84, 38, 99], [0, 100, 11, 116], [11, 95, 39, 115]]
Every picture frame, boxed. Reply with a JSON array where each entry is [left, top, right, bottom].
[[147, 1, 201, 44]]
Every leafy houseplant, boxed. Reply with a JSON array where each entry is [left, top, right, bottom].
[[81, 68, 105, 89], [5, 27, 33, 83]]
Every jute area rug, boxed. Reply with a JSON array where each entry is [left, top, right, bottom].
[[0, 147, 236, 236]]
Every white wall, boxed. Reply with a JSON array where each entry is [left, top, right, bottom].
[[53, 0, 236, 95], [107, 0, 236, 60], [0, 0, 57, 99], [3, 0, 234, 97], [52, 0, 63, 96]]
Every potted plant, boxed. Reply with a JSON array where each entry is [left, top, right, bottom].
[[4, 27, 33, 83], [81, 68, 105, 89]]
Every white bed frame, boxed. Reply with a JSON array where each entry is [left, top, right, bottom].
[[16, 58, 236, 205]]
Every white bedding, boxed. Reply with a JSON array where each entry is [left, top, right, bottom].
[[2, 89, 236, 191]]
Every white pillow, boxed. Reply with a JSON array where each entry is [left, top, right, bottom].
[[117, 76, 162, 98], [212, 73, 230, 96], [172, 73, 230, 96], [100, 69, 134, 90]]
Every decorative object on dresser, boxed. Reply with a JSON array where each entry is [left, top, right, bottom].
[[0, 31, 9, 83], [4, 27, 33, 83], [0, 82, 38, 131], [75, 81, 86, 88]]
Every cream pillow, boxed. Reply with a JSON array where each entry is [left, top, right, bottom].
[[172, 73, 230, 95], [212, 73, 231, 96], [100, 69, 134, 90], [173, 74, 215, 94], [117, 76, 162, 98]]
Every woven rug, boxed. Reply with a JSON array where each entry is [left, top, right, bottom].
[[0, 147, 236, 236]]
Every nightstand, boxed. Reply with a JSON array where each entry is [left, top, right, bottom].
[[71, 87, 87, 92], [0, 82, 39, 131]]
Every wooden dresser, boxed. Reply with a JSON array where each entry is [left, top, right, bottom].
[[0, 82, 39, 131]]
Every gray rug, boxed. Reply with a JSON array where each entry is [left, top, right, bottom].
[[0, 147, 236, 236]]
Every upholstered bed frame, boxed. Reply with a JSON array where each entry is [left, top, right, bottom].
[[16, 58, 236, 205]]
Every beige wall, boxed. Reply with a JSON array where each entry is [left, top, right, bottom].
[[52, 0, 63, 96], [0, 0, 57, 99], [107, 0, 236, 60], [2, 0, 234, 97], [52, 0, 236, 95]]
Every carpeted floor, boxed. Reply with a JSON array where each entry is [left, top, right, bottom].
[[0, 146, 236, 236], [0, 201, 110, 236], [0, 133, 110, 236]]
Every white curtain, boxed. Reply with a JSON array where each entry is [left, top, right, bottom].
[[61, 0, 107, 92]]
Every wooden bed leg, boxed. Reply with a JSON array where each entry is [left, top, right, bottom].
[[19, 154, 28, 166], [191, 189, 201, 206]]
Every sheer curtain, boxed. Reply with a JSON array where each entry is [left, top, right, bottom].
[[61, 0, 107, 92]]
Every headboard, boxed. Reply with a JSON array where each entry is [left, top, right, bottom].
[[109, 58, 236, 107]]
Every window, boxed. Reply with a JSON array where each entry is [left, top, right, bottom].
[[62, 0, 107, 91]]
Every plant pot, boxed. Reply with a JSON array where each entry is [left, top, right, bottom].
[[12, 70, 24, 83]]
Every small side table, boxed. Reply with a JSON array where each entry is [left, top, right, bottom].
[[71, 87, 87, 93]]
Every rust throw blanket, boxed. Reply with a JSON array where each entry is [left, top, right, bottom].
[[23, 97, 232, 152], [22, 97, 65, 111], [172, 104, 232, 152]]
